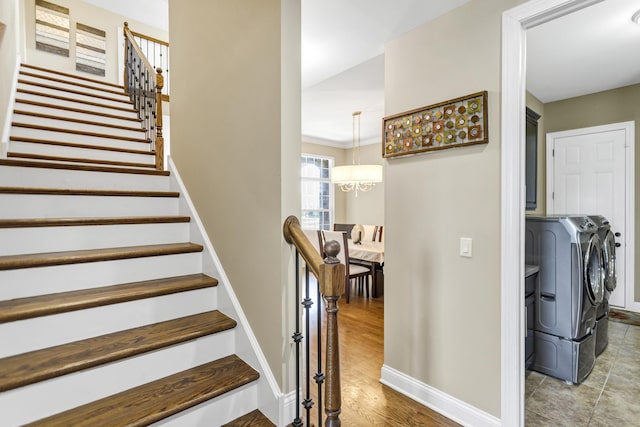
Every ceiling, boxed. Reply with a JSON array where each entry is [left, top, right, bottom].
[[526, 0, 640, 103], [84, 0, 640, 148]]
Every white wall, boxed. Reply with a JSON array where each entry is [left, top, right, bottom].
[[22, 0, 167, 85], [0, 0, 21, 144]]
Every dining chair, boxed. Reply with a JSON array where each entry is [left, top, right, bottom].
[[376, 225, 384, 242], [333, 223, 355, 237], [320, 230, 374, 303]]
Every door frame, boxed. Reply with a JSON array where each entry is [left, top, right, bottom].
[[546, 121, 636, 311], [500, 1, 604, 426]]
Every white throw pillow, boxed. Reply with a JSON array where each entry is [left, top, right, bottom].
[[351, 224, 364, 243]]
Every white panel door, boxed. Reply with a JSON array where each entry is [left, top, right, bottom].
[[548, 125, 627, 308]]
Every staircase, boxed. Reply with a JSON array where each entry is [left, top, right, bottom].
[[0, 64, 277, 426]]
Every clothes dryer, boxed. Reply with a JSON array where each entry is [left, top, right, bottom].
[[525, 216, 604, 384], [588, 215, 617, 356]]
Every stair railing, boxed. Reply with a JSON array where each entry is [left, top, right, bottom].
[[283, 216, 344, 427], [123, 22, 164, 170]]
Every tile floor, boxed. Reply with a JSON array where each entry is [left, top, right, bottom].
[[525, 320, 640, 426]]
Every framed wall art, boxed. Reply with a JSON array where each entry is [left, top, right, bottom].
[[382, 91, 488, 158]]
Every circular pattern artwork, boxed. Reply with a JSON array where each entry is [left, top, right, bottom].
[[383, 91, 487, 158]]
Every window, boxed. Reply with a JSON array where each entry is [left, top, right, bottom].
[[301, 154, 333, 230]]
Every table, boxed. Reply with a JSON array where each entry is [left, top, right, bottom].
[[347, 241, 384, 297], [347, 241, 384, 264]]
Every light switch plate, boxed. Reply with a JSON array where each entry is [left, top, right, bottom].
[[460, 237, 473, 257]]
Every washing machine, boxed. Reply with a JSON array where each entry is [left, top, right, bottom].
[[525, 216, 604, 384], [588, 215, 617, 356]]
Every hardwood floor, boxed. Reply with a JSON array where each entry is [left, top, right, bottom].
[[303, 277, 460, 426]]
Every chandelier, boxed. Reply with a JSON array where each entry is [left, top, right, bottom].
[[330, 111, 383, 195]]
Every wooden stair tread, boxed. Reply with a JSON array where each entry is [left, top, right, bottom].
[[12, 122, 149, 143], [0, 242, 204, 271], [19, 71, 126, 97], [0, 186, 179, 197], [18, 79, 131, 105], [0, 308, 231, 392], [0, 159, 170, 176], [7, 152, 156, 169], [14, 99, 142, 122], [0, 273, 217, 323], [0, 215, 190, 228], [222, 410, 276, 427], [10, 136, 155, 156], [13, 110, 146, 132], [21, 64, 125, 89], [25, 354, 259, 427], [17, 88, 137, 113]]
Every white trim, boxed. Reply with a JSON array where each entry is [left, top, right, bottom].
[[279, 388, 299, 427], [380, 365, 500, 427], [545, 122, 635, 313], [117, 27, 124, 87], [167, 157, 283, 423], [302, 134, 380, 149], [501, 1, 600, 426], [1, 55, 21, 157]]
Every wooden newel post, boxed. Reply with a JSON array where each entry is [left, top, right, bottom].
[[319, 240, 345, 427], [155, 67, 164, 170]]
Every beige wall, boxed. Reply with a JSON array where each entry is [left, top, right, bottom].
[[543, 84, 640, 303], [22, 0, 167, 85], [169, 0, 300, 390], [525, 91, 546, 216], [344, 143, 384, 225], [302, 142, 347, 224], [0, 0, 21, 141], [384, 0, 521, 417]]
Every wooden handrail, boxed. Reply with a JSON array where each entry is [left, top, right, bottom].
[[283, 216, 323, 279], [123, 23, 155, 81], [283, 215, 344, 426], [122, 22, 164, 170]]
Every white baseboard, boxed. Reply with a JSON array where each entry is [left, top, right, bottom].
[[279, 389, 299, 427], [380, 365, 501, 427], [625, 301, 640, 314]]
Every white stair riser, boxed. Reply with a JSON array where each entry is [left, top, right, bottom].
[[8, 141, 155, 166], [11, 126, 149, 151], [0, 222, 190, 256], [2, 332, 237, 426], [20, 67, 123, 94], [16, 91, 138, 119], [12, 113, 146, 140], [17, 82, 131, 110], [158, 384, 258, 427], [0, 166, 170, 191], [14, 101, 141, 128], [0, 252, 203, 299], [0, 194, 178, 218], [18, 73, 130, 102], [0, 287, 219, 358], [0, 330, 234, 426]]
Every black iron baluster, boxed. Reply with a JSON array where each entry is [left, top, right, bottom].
[[303, 265, 314, 425], [292, 252, 303, 427], [315, 275, 324, 427]]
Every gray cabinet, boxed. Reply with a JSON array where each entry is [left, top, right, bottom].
[[526, 107, 541, 211]]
